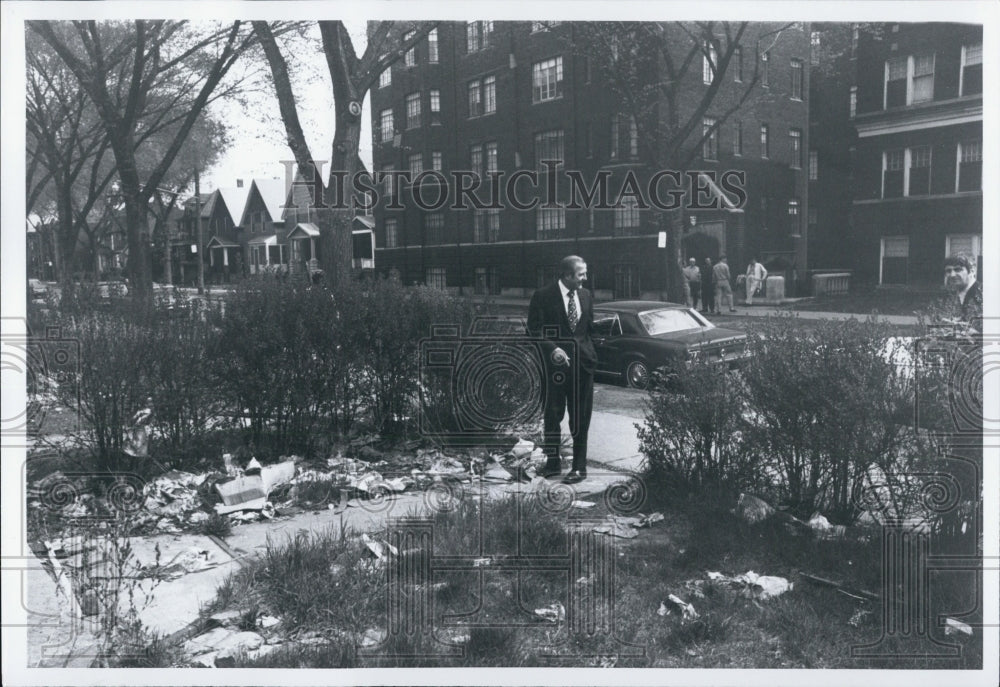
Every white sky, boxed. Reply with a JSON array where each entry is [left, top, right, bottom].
[[203, 20, 373, 191]]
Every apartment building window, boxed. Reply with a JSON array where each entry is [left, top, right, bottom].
[[614, 264, 640, 299], [467, 21, 493, 52], [485, 142, 498, 173], [532, 56, 564, 103], [381, 165, 395, 198], [885, 56, 907, 107], [912, 54, 934, 103], [733, 120, 743, 156], [881, 236, 909, 284], [468, 80, 482, 117], [427, 28, 439, 63], [790, 59, 803, 100], [882, 149, 905, 198], [384, 218, 398, 248], [534, 129, 564, 168], [885, 54, 935, 108], [470, 144, 484, 177], [483, 75, 496, 114], [380, 109, 394, 142], [614, 197, 640, 236], [536, 206, 566, 238], [851, 25, 859, 56], [430, 89, 441, 125], [908, 145, 931, 196], [610, 113, 637, 160], [703, 40, 717, 84], [406, 93, 421, 128], [425, 213, 445, 244], [379, 68, 391, 88], [473, 209, 500, 243], [474, 267, 501, 296], [408, 153, 423, 177], [810, 31, 821, 66], [789, 128, 802, 168], [787, 198, 800, 217], [702, 117, 718, 161], [426, 267, 447, 289], [849, 86, 857, 118], [404, 31, 416, 67], [760, 123, 769, 158], [808, 150, 818, 180], [761, 50, 769, 86], [946, 234, 981, 262], [957, 141, 982, 192], [961, 43, 983, 96], [432, 151, 443, 172], [735, 47, 743, 81], [808, 206, 818, 225]]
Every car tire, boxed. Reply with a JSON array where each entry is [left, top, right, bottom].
[[624, 359, 650, 389]]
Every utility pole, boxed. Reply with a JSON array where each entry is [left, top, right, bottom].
[[194, 164, 205, 295]]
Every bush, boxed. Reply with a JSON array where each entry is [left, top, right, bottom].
[[739, 315, 914, 521], [638, 361, 759, 496]]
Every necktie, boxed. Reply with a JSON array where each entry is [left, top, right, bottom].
[[567, 289, 579, 332]]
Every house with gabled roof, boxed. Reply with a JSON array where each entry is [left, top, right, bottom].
[[238, 178, 290, 276]]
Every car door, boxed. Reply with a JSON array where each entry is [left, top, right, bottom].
[[592, 311, 625, 375]]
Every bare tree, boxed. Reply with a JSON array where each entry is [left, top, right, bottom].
[[29, 20, 261, 298], [565, 21, 795, 300], [252, 21, 436, 285]]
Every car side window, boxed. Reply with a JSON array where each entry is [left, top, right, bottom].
[[593, 312, 622, 337]]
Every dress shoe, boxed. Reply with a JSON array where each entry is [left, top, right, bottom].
[[539, 463, 562, 478], [562, 470, 586, 484]]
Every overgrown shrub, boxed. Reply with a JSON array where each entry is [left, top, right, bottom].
[[638, 361, 758, 495], [739, 315, 915, 521]]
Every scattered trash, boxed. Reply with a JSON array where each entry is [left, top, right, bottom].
[[944, 618, 973, 636], [124, 406, 152, 458], [145, 547, 217, 580], [472, 557, 491, 567], [571, 500, 596, 509], [658, 594, 699, 621], [735, 493, 774, 523], [534, 602, 566, 622], [510, 438, 535, 460], [593, 518, 640, 539], [260, 461, 295, 494], [636, 512, 665, 527], [709, 570, 793, 600], [362, 533, 398, 561], [215, 475, 266, 508], [257, 615, 280, 630], [848, 608, 871, 628], [360, 628, 386, 647], [484, 465, 514, 482]]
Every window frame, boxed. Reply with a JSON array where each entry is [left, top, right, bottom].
[[532, 56, 564, 104], [960, 43, 983, 96], [702, 116, 718, 161], [790, 59, 804, 100], [405, 92, 422, 129]]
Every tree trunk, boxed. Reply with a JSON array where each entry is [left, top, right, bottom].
[[322, 110, 363, 285], [55, 186, 77, 284]]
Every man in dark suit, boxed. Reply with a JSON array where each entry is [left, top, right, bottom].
[[527, 256, 597, 484], [944, 252, 982, 334]]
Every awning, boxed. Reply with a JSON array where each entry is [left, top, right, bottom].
[[248, 234, 279, 246], [287, 223, 320, 240], [207, 236, 239, 248]]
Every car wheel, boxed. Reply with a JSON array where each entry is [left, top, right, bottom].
[[624, 359, 650, 389]]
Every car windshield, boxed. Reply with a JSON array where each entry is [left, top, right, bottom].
[[638, 308, 713, 335]]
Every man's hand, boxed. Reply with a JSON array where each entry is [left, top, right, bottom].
[[551, 347, 571, 366]]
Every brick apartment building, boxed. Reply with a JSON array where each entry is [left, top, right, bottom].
[[370, 21, 811, 298], [850, 22, 982, 286]]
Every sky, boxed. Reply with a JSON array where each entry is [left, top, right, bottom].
[[202, 21, 373, 192]]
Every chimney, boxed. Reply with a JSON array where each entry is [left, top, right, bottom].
[[236, 179, 244, 188]]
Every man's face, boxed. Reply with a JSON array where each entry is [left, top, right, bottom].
[[564, 263, 587, 290], [945, 264, 974, 291]]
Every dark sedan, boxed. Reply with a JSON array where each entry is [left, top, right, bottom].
[[592, 301, 750, 388]]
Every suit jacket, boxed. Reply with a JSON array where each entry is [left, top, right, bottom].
[[527, 280, 598, 372], [959, 279, 983, 331]]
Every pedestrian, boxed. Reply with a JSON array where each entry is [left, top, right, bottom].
[[683, 258, 701, 309], [527, 255, 597, 485], [943, 253, 982, 334], [713, 255, 736, 313], [701, 257, 715, 314], [745, 257, 768, 306]]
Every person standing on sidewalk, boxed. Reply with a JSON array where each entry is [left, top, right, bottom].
[[744, 257, 768, 306], [527, 255, 597, 485], [683, 258, 701, 309], [701, 257, 715, 314], [713, 256, 736, 312], [943, 252, 982, 334]]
